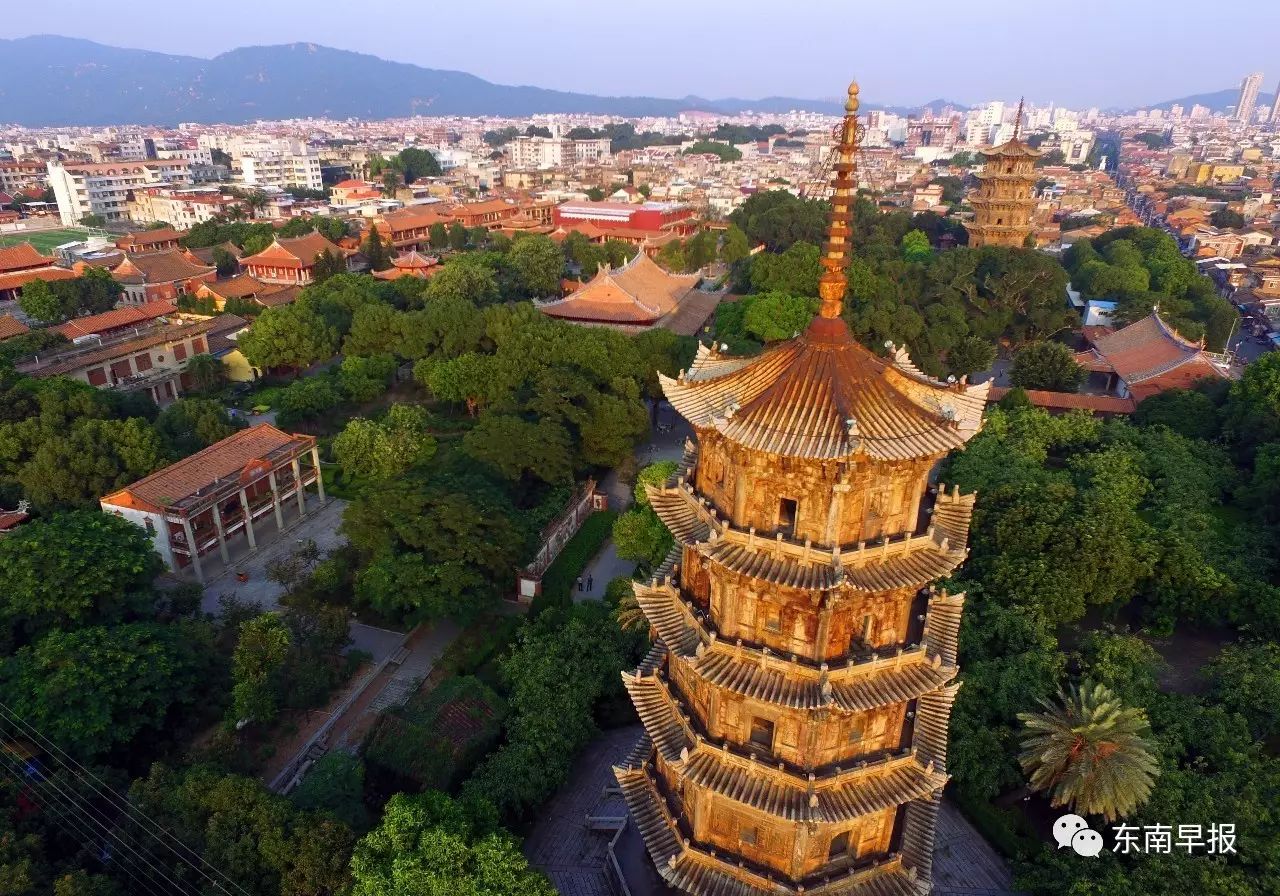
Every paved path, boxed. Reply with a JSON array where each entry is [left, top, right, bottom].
[[525, 726, 640, 896], [198, 497, 405, 664], [932, 800, 1018, 894], [576, 410, 694, 603]]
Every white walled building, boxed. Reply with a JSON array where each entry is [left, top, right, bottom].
[[47, 159, 192, 225], [235, 140, 323, 191], [507, 135, 612, 169]]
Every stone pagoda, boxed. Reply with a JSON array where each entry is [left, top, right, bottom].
[[615, 81, 990, 896], [964, 101, 1041, 248]]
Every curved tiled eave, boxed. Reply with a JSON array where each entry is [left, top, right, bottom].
[[647, 482, 976, 594], [698, 538, 963, 593], [615, 749, 922, 896], [681, 750, 947, 825], [632, 581, 962, 687], [659, 328, 987, 462], [684, 647, 956, 713]]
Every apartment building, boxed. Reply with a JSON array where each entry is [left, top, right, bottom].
[[127, 186, 240, 228], [507, 136, 612, 169], [235, 140, 323, 191], [47, 159, 192, 226], [0, 161, 47, 195]]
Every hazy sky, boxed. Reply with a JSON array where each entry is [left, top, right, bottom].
[[9, 0, 1280, 108]]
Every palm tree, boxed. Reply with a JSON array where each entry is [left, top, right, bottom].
[[242, 190, 269, 220], [1018, 680, 1159, 822], [613, 589, 647, 633]]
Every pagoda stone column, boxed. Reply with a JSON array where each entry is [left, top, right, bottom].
[[615, 80, 989, 896]]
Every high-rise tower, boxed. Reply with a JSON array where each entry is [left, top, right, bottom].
[[1236, 71, 1264, 123], [964, 100, 1040, 249], [1269, 79, 1280, 126], [615, 81, 989, 896]]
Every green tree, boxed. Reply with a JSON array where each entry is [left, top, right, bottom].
[[337, 353, 397, 403], [1209, 208, 1245, 229], [181, 353, 227, 395], [343, 471, 526, 623], [238, 302, 339, 371], [748, 241, 821, 295], [683, 141, 742, 162], [428, 221, 449, 250], [130, 764, 355, 896], [447, 221, 470, 252], [290, 752, 370, 831], [900, 229, 933, 262], [0, 511, 161, 645], [417, 352, 512, 416], [1010, 341, 1084, 391], [506, 234, 564, 297], [154, 397, 240, 456], [211, 245, 239, 277], [612, 507, 672, 566], [361, 225, 392, 271], [349, 792, 554, 896], [79, 214, 107, 227], [461, 414, 573, 485], [395, 147, 442, 182], [1018, 680, 1159, 822], [729, 190, 827, 251], [1206, 643, 1280, 740], [19, 418, 166, 512], [230, 614, 292, 725], [312, 249, 347, 284], [0, 622, 217, 759], [332, 405, 437, 481], [720, 224, 750, 265], [742, 292, 818, 342], [425, 258, 499, 306], [947, 335, 996, 378], [16, 279, 61, 323]]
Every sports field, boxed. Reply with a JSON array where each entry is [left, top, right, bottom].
[[0, 227, 91, 253]]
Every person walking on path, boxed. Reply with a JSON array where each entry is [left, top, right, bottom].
[[577, 576, 584, 592], [587, 575, 594, 592]]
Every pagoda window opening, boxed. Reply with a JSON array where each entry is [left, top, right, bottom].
[[778, 497, 798, 537], [740, 825, 759, 846], [765, 613, 782, 634], [749, 717, 775, 751], [848, 720, 865, 743], [828, 830, 850, 861]]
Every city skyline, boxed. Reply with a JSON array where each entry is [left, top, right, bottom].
[[7, 0, 1280, 110]]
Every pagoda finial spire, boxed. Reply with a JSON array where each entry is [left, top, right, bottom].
[[1013, 96, 1025, 139], [817, 80, 860, 319]]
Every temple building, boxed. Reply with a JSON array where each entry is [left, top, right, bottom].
[[100, 423, 324, 583], [1074, 310, 1232, 400], [965, 102, 1040, 249], [615, 82, 988, 896], [536, 251, 700, 331]]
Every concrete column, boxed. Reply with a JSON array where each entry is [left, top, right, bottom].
[[291, 458, 306, 515], [238, 488, 257, 551], [180, 516, 204, 584], [267, 470, 286, 531], [211, 503, 230, 565], [311, 446, 326, 502]]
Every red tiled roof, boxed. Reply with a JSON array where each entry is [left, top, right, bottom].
[[112, 251, 214, 285], [0, 509, 29, 532], [987, 386, 1136, 414], [0, 315, 30, 341], [241, 232, 348, 269], [196, 273, 269, 301], [54, 300, 178, 340], [0, 242, 56, 274], [116, 227, 188, 250], [1086, 312, 1228, 386], [18, 314, 246, 378], [0, 266, 79, 292], [101, 423, 315, 513], [538, 252, 698, 325]]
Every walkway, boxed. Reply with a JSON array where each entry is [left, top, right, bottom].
[[576, 410, 693, 602]]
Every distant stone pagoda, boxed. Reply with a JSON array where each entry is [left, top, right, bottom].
[[965, 101, 1040, 248], [614, 81, 990, 896]]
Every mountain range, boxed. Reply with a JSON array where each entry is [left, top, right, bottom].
[[1143, 88, 1277, 114], [0, 36, 962, 126]]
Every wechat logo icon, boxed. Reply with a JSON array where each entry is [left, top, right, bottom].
[[1053, 814, 1104, 857]]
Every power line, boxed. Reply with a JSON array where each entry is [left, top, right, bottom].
[[0, 704, 250, 896], [0, 744, 184, 896]]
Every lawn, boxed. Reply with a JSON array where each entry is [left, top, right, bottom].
[[0, 227, 90, 254]]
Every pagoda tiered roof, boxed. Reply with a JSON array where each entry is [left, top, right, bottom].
[[536, 250, 699, 326], [661, 332, 989, 461]]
